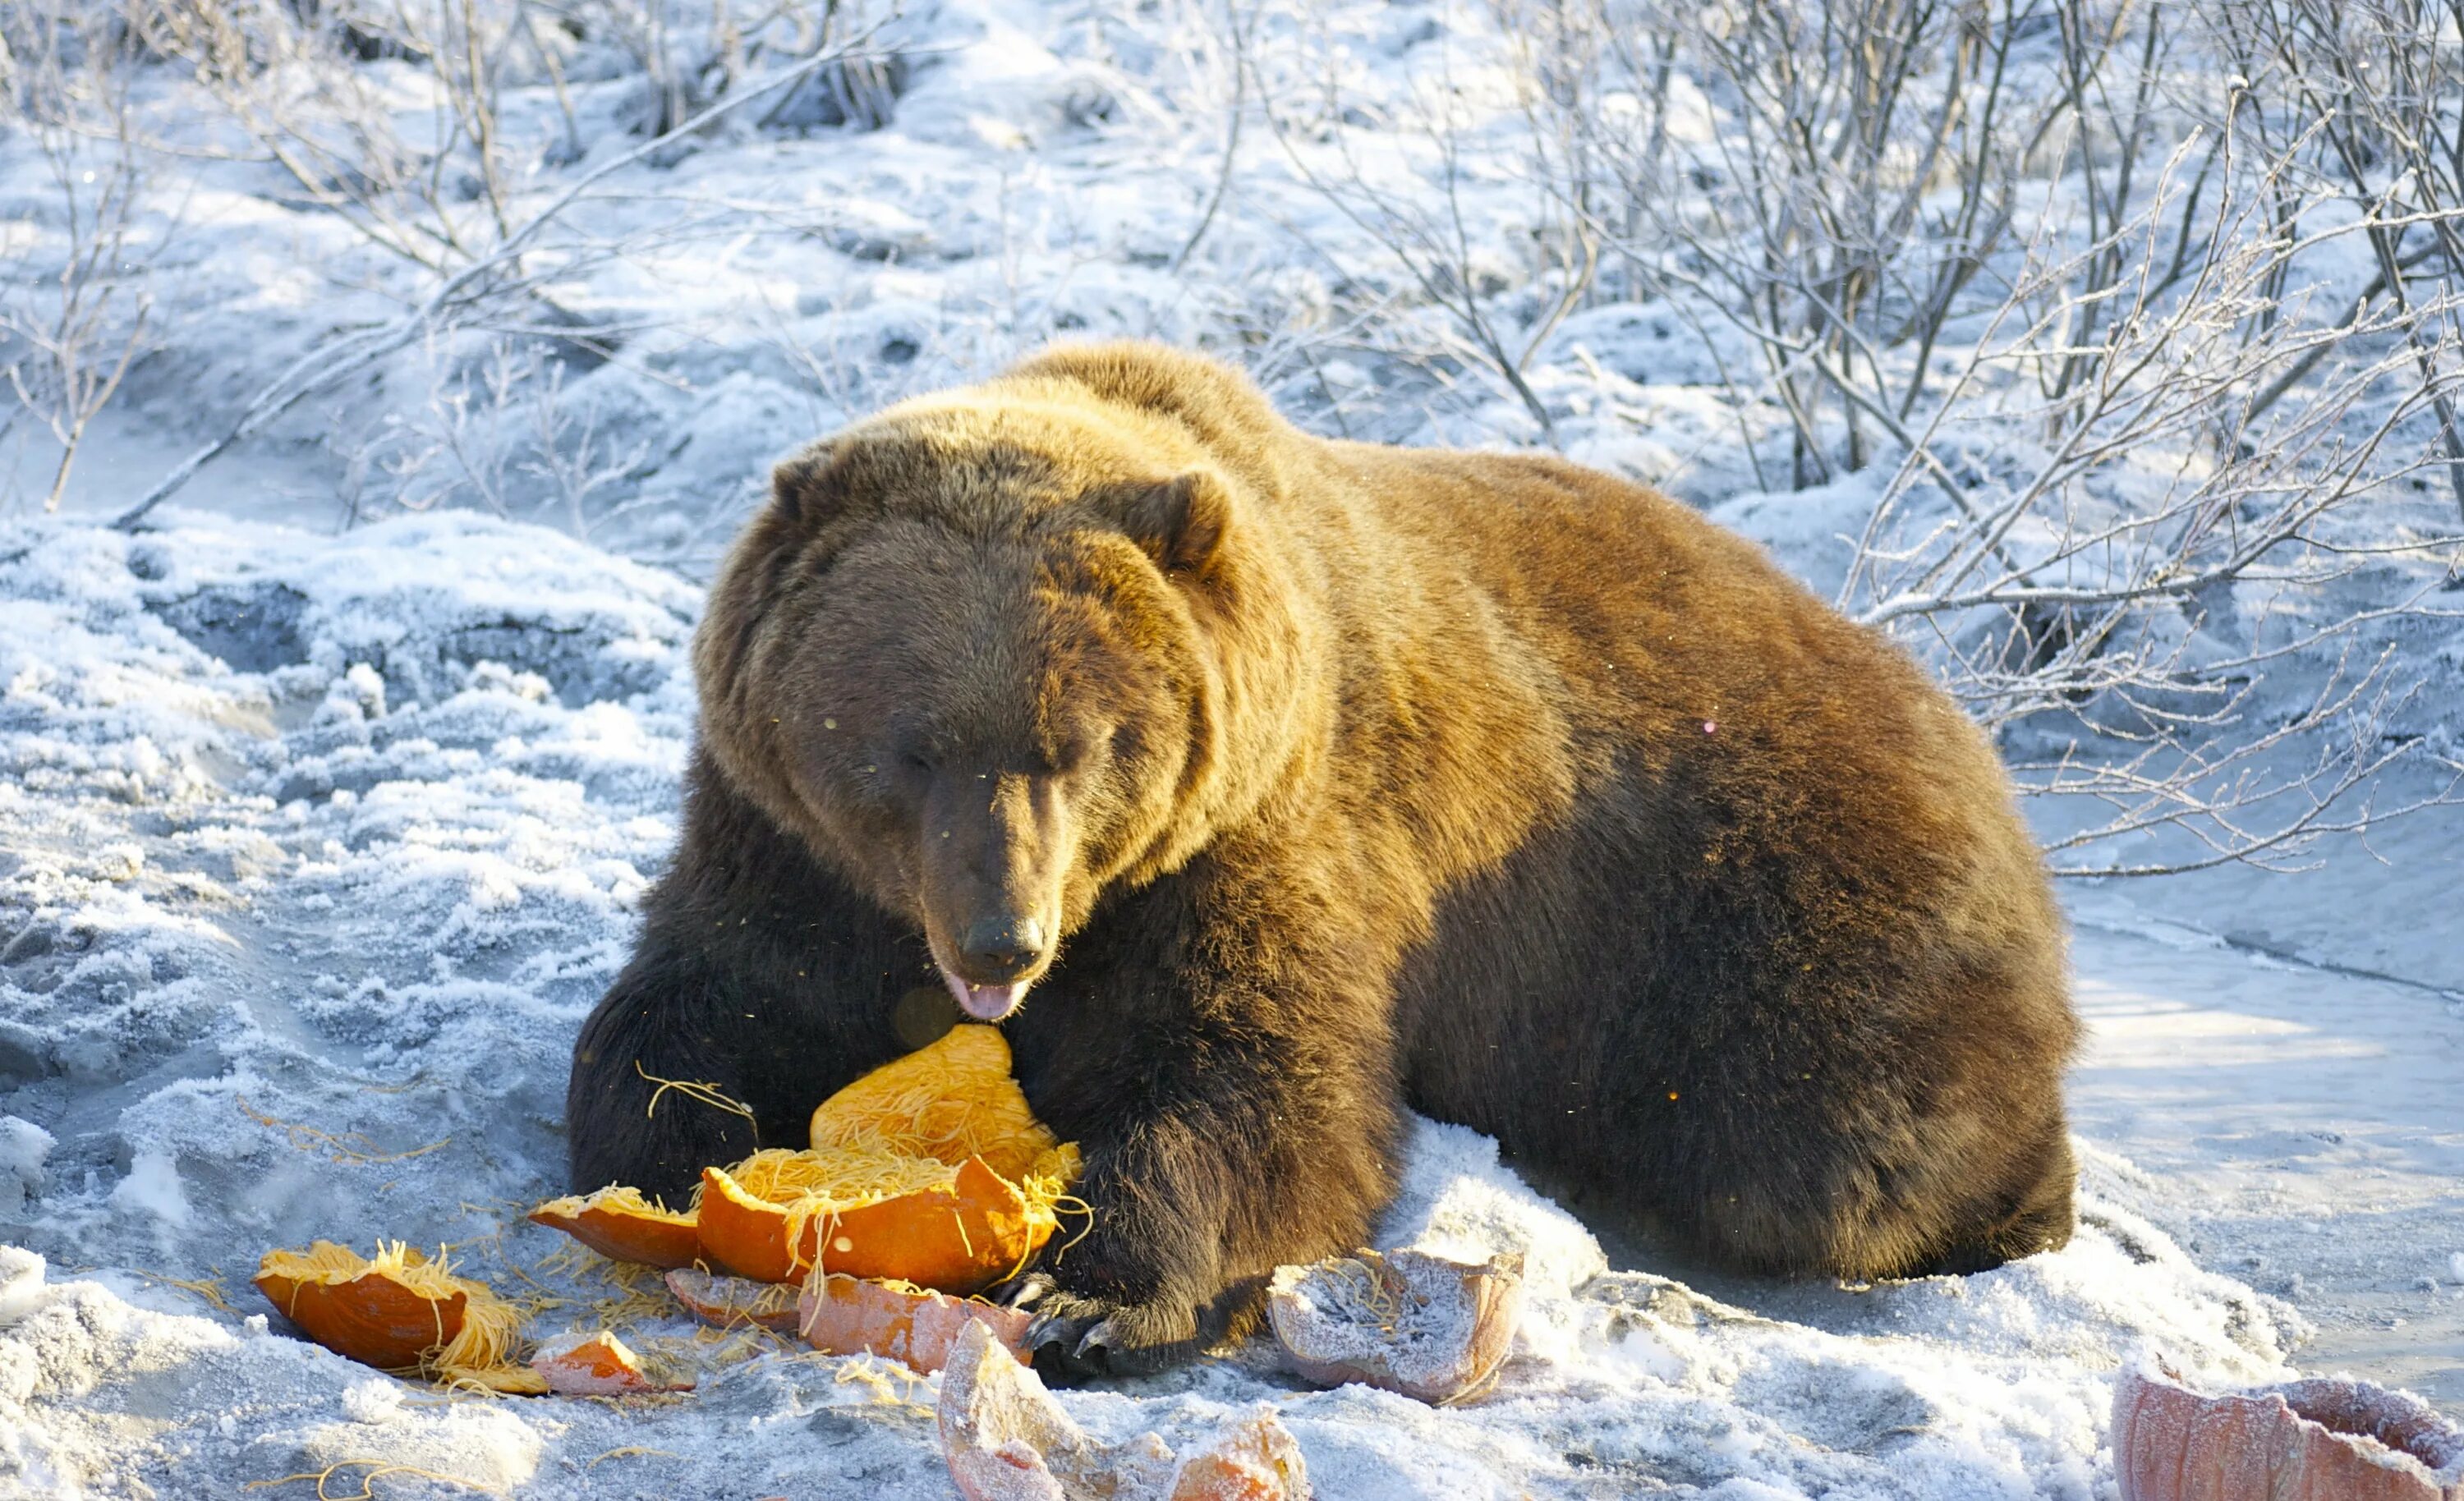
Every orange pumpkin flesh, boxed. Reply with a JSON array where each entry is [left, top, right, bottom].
[[1168, 1416, 1312, 1501], [530, 1026, 1083, 1289], [810, 1024, 1061, 1181], [695, 1153, 1063, 1292], [531, 1330, 694, 1396], [528, 1187, 701, 1269], [798, 1270, 1032, 1374], [254, 1242, 539, 1392], [255, 1242, 467, 1370]]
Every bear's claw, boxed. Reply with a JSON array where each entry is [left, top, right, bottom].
[[1018, 1288, 1199, 1379]]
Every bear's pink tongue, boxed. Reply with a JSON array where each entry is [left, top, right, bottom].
[[941, 969, 1026, 1022]]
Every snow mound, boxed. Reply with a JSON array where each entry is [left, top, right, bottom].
[[0, 517, 2301, 1499]]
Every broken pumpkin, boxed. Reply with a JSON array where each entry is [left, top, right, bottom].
[[254, 1240, 544, 1392], [807, 1021, 1062, 1180], [530, 1329, 696, 1396], [665, 1267, 803, 1333], [798, 1268, 1033, 1374], [696, 1145, 1078, 1292], [528, 1185, 701, 1269], [535, 1025, 1083, 1294], [937, 1320, 1310, 1501]]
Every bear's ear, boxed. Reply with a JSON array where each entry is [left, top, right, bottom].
[[769, 442, 843, 529], [1117, 470, 1231, 578]]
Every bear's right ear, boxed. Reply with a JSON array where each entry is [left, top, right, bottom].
[[769, 442, 843, 528], [1117, 470, 1232, 579]]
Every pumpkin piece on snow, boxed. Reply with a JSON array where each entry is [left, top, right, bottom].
[[796, 1269, 1032, 1374], [531, 1023, 1083, 1289], [695, 1147, 1078, 1292], [810, 1024, 1062, 1181], [2112, 1361, 2464, 1501], [935, 1322, 1308, 1501], [530, 1329, 696, 1396], [254, 1241, 541, 1392], [1165, 1416, 1310, 1501], [1267, 1246, 1524, 1406], [936, 1320, 1175, 1501], [665, 1267, 802, 1333], [528, 1185, 700, 1269]]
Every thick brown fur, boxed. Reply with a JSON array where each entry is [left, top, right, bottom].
[[566, 342, 2080, 1375]]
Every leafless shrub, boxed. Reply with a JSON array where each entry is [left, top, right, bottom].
[[0, 3, 168, 511], [1271, 0, 2464, 871], [108, 6, 894, 529], [536, 0, 901, 138], [2209, 0, 2464, 524], [362, 333, 651, 535], [126, 0, 535, 273], [1247, 3, 1598, 440]]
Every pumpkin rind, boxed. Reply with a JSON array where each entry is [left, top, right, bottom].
[[665, 1267, 802, 1332], [254, 1240, 537, 1395], [529, 1189, 701, 1269], [697, 1155, 1055, 1292], [935, 1321, 1309, 1501], [2112, 1365, 2464, 1501], [1268, 1247, 1524, 1406], [798, 1270, 1032, 1373], [255, 1255, 467, 1370], [937, 1320, 1175, 1501], [694, 1164, 808, 1283], [1167, 1416, 1310, 1501], [530, 1329, 694, 1396]]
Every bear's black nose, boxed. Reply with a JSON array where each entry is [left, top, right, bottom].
[[959, 915, 1047, 980]]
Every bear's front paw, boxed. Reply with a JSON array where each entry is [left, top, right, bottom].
[[1009, 1275, 1203, 1379]]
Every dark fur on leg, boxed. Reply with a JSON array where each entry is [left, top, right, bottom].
[[1000, 846, 1403, 1375], [565, 750, 935, 1202]]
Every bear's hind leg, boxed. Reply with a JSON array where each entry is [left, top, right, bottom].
[[1901, 1124, 2076, 1277]]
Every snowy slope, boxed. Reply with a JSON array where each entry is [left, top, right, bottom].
[[0, 513, 2341, 1499]]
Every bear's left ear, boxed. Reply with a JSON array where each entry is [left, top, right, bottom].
[[770, 440, 844, 529], [1118, 470, 1232, 578]]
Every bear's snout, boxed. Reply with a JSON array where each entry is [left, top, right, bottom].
[[918, 768, 1072, 1023], [958, 914, 1048, 981], [931, 911, 1049, 1023]]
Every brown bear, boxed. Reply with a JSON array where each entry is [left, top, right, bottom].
[[566, 341, 2079, 1375]]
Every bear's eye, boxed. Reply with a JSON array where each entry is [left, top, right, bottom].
[[899, 749, 936, 775]]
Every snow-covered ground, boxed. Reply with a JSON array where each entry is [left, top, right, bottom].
[[6, 0, 2463, 1492], [0, 512, 2454, 1499], [2065, 884, 2464, 1419]]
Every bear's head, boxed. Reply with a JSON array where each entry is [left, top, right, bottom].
[[693, 360, 1311, 1023]]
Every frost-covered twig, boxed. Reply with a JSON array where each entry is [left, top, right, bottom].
[[1250, 9, 1593, 441], [110, 22, 889, 531], [0, 5, 168, 512], [1354, 0, 2464, 873]]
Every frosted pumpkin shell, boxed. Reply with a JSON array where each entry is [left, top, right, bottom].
[[2112, 1363, 2464, 1501], [797, 1269, 1032, 1373]]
